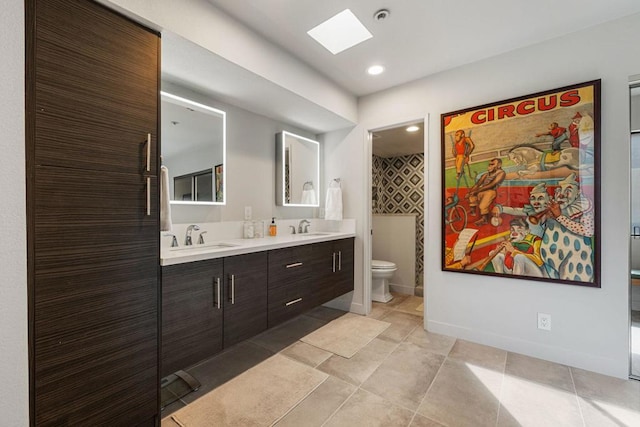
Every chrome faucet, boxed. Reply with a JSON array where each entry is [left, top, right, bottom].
[[163, 233, 179, 248], [185, 224, 200, 246], [298, 219, 311, 234], [288, 225, 296, 234]]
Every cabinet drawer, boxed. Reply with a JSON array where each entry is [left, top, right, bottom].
[[268, 245, 312, 289], [267, 280, 312, 327]]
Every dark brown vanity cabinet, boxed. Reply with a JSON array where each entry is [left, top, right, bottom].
[[162, 252, 268, 377], [267, 245, 314, 327], [162, 239, 353, 376], [222, 252, 269, 347], [161, 259, 224, 378], [27, 0, 160, 425], [331, 238, 356, 298], [267, 238, 355, 327], [312, 238, 355, 305]]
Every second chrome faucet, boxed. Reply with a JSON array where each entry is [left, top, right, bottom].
[[185, 224, 200, 246], [298, 219, 310, 234]]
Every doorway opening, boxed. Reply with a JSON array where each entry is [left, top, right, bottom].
[[366, 119, 426, 316]]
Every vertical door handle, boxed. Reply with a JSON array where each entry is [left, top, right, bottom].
[[144, 133, 151, 172], [338, 250, 342, 271], [214, 278, 221, 309], [332, 252, 336, 273], [229, 274, 235, 304], [145, 177, 151, 216]]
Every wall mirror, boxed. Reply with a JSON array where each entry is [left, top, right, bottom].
[[276, 131, 320, 207], [161, 91, 226, 205]]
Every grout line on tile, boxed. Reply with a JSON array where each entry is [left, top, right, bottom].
[[411, 339, 456, 426], [319, 380, 360, 427], [334, 327, 425, 418], [270, 375, 330, 427], [493, 350, 509, 427], [568, 366, 587, 426]]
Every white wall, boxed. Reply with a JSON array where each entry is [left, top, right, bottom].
[[321, 126, 366, 313], [0, 1, 28, 424], [353, 14, 640, 378]]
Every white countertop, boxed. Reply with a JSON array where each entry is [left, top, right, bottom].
[[161, 230, 355, 266]]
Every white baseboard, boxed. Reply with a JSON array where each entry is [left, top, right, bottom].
[[426, 319, 628, 379], [349, 301, 365, 315], [389, 283, 415, 296]]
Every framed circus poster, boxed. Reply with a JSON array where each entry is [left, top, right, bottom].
[[441, 80, 601, 287]]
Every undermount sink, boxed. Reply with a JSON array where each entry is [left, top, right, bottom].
[[169, 242, 239, 252], [295, 232, 332, 237]]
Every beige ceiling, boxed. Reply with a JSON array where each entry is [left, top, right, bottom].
[[207, 0, 640, 97], [372, 121, 424, 158]]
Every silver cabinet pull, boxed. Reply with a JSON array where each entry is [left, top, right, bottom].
[[145, 177, 151, 216], [332, 252, 336, 273], [144, 133, 151, 172], [286, 262, 303, 268], [230, 274, 235, 304], [338, 250, 342, 271], [214, 278, 221, 309], [285, 297, 302, 306]]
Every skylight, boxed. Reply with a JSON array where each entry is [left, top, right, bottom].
[[307, 9, 372, 55]]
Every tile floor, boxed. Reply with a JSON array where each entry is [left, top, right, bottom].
[[162, 294, 640, 426]]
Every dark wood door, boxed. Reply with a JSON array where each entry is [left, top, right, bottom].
[[223, 252, 268, 347], [161, 259, 224, 378], [310, 241, 338, 306], [27, 0, 160, 424], [333, 238, 355, 298], [310, 238, 355, 305], [32, 0, 159, 174]]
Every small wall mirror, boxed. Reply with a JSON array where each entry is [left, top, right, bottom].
[[161, 91, 226, 205], [276, 131, 320, 207]]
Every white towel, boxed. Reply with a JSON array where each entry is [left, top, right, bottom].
[[301, 189, 316, 205], [325, 181, 343, 221], [160, 165, 172, 232]]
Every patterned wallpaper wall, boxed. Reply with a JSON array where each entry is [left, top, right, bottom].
[[372, 154, 424, 287]]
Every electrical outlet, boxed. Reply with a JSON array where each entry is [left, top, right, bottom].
[[244, 206, 252, 220], [537, 313, 551, 330]]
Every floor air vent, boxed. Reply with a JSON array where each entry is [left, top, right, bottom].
[[160, 370, 201, 410]]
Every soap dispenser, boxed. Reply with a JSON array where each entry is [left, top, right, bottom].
[[269, 217, 277, 236]]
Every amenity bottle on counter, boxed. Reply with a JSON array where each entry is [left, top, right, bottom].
[[243, 221, 254, 239], [269, 217, 277, 236]]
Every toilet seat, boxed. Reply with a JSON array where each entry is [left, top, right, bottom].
[[372, 260, 397, 270]]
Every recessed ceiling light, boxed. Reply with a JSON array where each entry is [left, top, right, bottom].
[[406, 125, 420, 132], [307, 9, 372, 55], [367, 65, 385, 75]]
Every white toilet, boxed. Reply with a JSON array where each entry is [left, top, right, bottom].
[[371, 259, 397, 303]]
